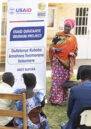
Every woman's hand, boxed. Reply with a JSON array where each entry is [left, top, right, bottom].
[[55, 48, 62, 53], [69, 52, 75, 56]]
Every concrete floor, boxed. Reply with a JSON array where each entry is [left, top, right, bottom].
[[47, 59, 91, 70], [74, 59, 91, 69]]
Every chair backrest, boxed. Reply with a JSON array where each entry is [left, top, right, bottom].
[[76, 107, 91, 129], [0, 93, 27, 129]]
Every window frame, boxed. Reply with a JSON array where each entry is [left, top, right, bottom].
[[47, 6, 56, 29]]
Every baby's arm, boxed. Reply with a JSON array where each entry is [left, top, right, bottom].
[[39, 121, 46, 129]]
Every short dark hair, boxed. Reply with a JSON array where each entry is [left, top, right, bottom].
[[22, 73, 36, 88], [80, 68, 91, 81], [2, 72, 14, 86]]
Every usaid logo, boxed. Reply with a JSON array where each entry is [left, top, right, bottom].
[[9, 8, 15, 14], [9, 8, 32, 14], [16, 8, 32, 13]]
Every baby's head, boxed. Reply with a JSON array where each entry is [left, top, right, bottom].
[[22, 73, 36, 89]]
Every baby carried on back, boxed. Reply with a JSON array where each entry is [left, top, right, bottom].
[[14, 73, 49, 129]]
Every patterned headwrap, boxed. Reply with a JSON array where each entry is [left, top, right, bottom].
[[64, 19, 75, 29]]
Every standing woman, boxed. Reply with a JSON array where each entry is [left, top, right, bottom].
[[49, 19, 78, 106]]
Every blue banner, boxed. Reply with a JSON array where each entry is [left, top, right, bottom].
[[10, 26, 44, 41]]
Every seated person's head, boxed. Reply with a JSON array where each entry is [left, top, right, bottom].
[[2, 72, 14, 86], [22, 73, 36, 89], [80, 68, 91, 81]]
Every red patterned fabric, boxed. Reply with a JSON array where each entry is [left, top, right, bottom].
[[49, 56, 69, 105]]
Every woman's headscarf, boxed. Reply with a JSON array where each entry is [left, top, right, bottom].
[[64, 19, 75, 29]]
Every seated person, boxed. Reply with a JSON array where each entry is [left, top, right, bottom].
[[0, 72, 15, 126], [61, 68, 91, 129], [14, 73, 49, 129]]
